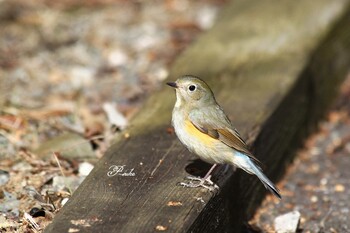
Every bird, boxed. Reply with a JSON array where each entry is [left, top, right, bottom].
[[167, 75, 281, 199]]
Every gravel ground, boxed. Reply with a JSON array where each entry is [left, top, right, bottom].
[[0, 1, 224, 231], [250, 74, 350, 233]]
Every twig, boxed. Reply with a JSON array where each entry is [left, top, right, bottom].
[[319, 206, 333, 230], [52, 152, 73, 194], [23, 212, 41, 232]]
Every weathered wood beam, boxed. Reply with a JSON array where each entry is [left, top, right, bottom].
[[45, 0, 350, 232]]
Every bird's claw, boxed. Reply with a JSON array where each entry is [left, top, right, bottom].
[[178, 175, 219, 192]]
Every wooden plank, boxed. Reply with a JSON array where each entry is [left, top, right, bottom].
[[45, 0, 350, 232]]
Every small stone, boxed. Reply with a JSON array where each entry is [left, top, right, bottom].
[[69, 66, 94, 89], [78, 162, 94, 176], [320, 178, 328, 186], [0, 170, 9, 186], [195, 5, 218, 30], [310, 195, 318, 203], [108, 49, 128, 67], [334, 184, 345, 192], [274, 210, 301, 233], [310, 147, 321, 156], [0, 191, 20, 217], [0, 215, 6, 225], [153, 67, 168, 81]]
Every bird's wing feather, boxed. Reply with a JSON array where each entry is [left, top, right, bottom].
[[189, 106, 260, 163]]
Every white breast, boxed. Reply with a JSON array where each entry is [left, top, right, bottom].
[[174, 91, 182, 108]]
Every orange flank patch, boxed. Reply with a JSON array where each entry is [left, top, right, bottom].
[[184, 120, 216, 147]]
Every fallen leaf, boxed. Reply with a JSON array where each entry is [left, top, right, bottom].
[[0, 114, 26, 131]]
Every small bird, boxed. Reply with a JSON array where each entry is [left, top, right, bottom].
[[167, 75, 281, 199]]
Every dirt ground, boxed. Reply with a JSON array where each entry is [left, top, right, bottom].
[[0, 0, 223, 231], [250, 75, 350, 233]]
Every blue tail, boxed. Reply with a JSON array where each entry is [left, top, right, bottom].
[[234, 152, 281, 199]]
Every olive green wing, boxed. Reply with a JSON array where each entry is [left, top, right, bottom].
[[189, 106, 260, 162]]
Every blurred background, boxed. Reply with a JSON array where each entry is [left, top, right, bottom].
[[0, 0, 349, 232], [0, 0, 224, 231]]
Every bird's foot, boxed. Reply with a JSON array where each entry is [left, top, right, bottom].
[[179, 175, 219, 192]]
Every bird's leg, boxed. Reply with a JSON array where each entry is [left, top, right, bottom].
[[179, 164, 219, 191], [222, 163, 233, 173], [223, 164, 237, 173]]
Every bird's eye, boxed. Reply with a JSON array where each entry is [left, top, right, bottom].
[[188, 85, 196, 91]]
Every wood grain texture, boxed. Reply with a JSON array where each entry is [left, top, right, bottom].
[[45, 1, 350, 232]]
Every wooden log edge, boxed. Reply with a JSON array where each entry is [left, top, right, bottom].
[[45, 2, 350, 233]]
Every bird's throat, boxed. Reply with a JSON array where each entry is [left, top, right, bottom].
[[175, 91, 183, 108]]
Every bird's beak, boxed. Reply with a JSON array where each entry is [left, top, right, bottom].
[[166, 82, 178, 88]]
